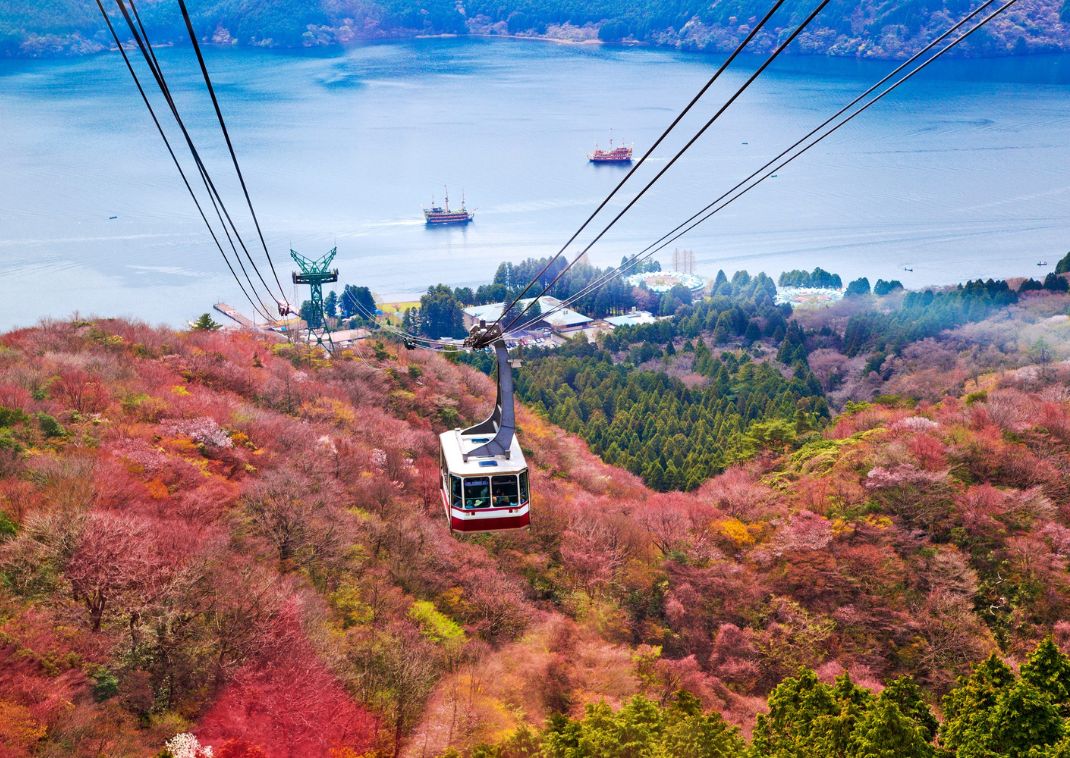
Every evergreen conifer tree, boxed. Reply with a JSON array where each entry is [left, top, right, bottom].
[[1022, 637, 1070, 711], [845, 277, 872, 297], [847, 698, 934, 758], [879, 677, 937, 741], [751, 669, 839, 756], [191, 312, 222, 331], [987, 679, 1063, 757], [940, 654, 1016, 754]]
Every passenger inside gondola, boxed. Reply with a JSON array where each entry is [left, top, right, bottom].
[[492, 474, 519, 508], [463, 477, 491, 508], [449, 473, 531, 510]]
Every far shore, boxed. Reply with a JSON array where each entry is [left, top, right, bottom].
[[8, 24, 1069, 62]]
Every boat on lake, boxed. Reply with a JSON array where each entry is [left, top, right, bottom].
[[588, 136, 633, 163], [424, 188, 473, 225]]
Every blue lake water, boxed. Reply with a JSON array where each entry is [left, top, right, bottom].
[[0, 39, 1068, 329]]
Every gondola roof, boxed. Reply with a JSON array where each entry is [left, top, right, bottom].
[[439, 429, 526, 476]]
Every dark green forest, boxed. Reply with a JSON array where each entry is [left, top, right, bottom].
[[778, 266, 842, 289], [464, 638, 1070, 757], [517, 346, 827, 490], [456, 270, 828, 490]]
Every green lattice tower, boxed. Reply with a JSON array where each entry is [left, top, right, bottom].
[[290, 247, 339, 353]]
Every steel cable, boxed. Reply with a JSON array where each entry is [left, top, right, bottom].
[[177, 0, 291, 308], [94, 0, 274, 322], [121, 0, 285, 315], [489, 0, 791, 328], [498, 0, 833, 335], [505, 0, 1021, 336]]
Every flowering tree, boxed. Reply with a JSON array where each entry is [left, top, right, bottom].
[[241, 468, 342, 574], [165, 733, 214, 758], [64, 511, 164, 631]]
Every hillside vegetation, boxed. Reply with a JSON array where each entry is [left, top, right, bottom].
[[2, 268, 1070, 754], [3, 0, 1067, 57]]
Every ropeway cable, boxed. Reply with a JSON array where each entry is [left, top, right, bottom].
[[505, 0, 1020, 336], [505, 0, 1000, 333], [110, 0, 279, 320], [177, 0, 291, 308], [94, 0, 274, 322], [119, 0, 277, 318], [490, 0, 792, 328], [536, 0, 1001, 319], [498, 0, 833, 334], [505, 0, 1022, 337], [119, 0, 286, 316]]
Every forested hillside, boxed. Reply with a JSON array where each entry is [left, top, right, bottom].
[[3, 266, 1070, 754], [509, 271, 829, 491], [4, 0, 1067, 57]]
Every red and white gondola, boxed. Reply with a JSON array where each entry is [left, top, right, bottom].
[[438, 328, 530, 533]]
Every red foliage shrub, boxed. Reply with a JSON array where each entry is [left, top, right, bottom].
[[697, 466, 782, 521], [197, 605, 377, 757], [52, 368, 110, 414], [0, 382, 32, 412], [560, 516, 634, 593], [65, 511, 173, 631], [709, 623, 761, 691], [213, 739, 268, 758], [771, 510, 833, 556], [900, 431, 948, 471], [652, 654, 735, 710]]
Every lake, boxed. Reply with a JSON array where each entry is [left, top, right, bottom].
[[1, 38, 1068, 329]]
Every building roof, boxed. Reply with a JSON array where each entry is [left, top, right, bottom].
[[463, 296, 591, 330], [330, 328, 370, 343], [604, 310, 657, 328], [463, 302, 506, 322]]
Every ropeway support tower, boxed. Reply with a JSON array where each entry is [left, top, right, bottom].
[[291, 247, 339, 353]]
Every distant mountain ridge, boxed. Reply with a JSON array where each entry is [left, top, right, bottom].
[[2, 0, 1068, 58]]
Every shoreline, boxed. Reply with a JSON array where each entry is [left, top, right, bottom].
[[467, 32, 605, 47], [6, 24, 1070, 62]]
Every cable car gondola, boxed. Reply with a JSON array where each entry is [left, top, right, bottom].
[[439, 326, 529, 533]]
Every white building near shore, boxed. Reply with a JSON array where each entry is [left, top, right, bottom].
[[463, 296, 592, 334]]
